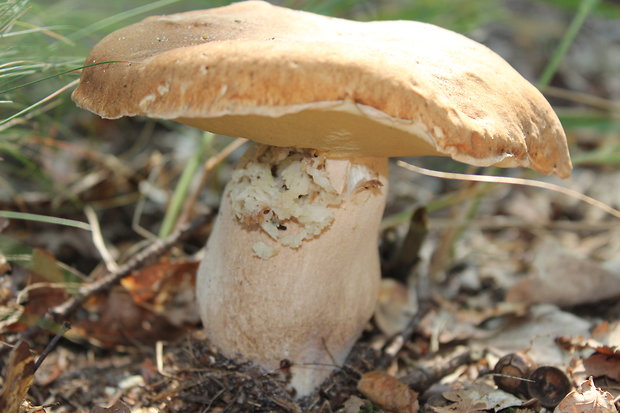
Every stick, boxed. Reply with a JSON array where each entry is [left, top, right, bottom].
[[50, 214, 210, 320], [379, 269, 434, 368], [1, 214, 210, 353], [33, 322, 71, 371], [401, 348, 477, 393]]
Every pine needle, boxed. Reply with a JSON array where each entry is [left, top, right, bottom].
[[397, 160, 620, 220]]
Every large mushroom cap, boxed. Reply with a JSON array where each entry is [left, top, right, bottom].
[[72, 0, 572, 178]]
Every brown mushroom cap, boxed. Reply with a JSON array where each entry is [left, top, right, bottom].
[[72, 0, 572, 177]]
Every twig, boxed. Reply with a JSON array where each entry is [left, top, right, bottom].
[[159, 133, 213, 238], [383, 206, 428, 283], [401, 348, 478, 393], [1, 214, 210, 353], [50, 214, 209, 319], [397, 161, 620, 220], [156, 340, 177, 378], [33, 322, 71, 372], [379, 267, 434, 369], [84, 205, 119, 273], [0, 79, 79, 128], [544, 86, 620, 113], [177, 138, 247, 228]]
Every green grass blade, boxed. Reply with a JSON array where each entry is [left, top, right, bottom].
[[538, 0, 600, 89], [62, 0, 183, 43], [0, 60, 119, 95], [158, 132, 214, 238], [0, 210, 91, 230], [1, 25, 66, 38], [0, 78, 78, 127], [0, 0, 29, 34]]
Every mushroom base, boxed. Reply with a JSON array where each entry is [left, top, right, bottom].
[[196, 146, 388, 397]]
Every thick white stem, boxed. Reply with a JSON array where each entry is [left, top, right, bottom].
[[197, 146, 388, 397]]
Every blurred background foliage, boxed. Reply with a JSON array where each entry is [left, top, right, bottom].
[[1, 0, 619, 233]]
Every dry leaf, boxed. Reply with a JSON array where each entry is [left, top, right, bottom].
[[73, 286, 189, 348], [342, 395, 368, 413], [505, 190, 552, 223], [554, 379, 616, 413], [474, 304, 591, 366], [590, 320, 620, 353], [357, 370, 419, 413], [70, 257, 198, 348], [375, 278, 417, 336], [433, 383, 523, 413], [0, 302, 24, 333], [31, 248, 65, 283], [0, 251, 10, 274], [556, 320, 620, 382], [0, 249, 70, 333], [120, 258, 199, 326], [555, 320, 620, 355], [583, 353, 620, 381], [506, 240, 620, 307], [0, 341, 35, 413], [91, 401, 132, 413]]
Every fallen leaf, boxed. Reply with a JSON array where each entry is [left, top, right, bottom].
[[342, 395, 368, 413], [555, 320, 620, 355], [506, 240, 620, 307], [583, 353, 620, 381], [474, 304, 591, 366], [433, 383, 523, 413], [0, 341, 35, 413], [357, 370, 419, 413], [590, 320, 620, 353], [31, 248, 67, 283], [374, 278, 417, 336], [73, 286, 189, 348], [120, 258, 199, 326], [0, 251, 10, 275], [91, 401, 131, 413], [70, 257, 198, 348], [554, 379, 616, 413], [505, 190, 552, 223], [0, 302, 24, 333]]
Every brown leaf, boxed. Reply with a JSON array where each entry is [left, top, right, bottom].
[[590, 320, 620, 354], [31, 248, 65, 283], [70, 257, 198, 348], [433, 383, 523, 413], [0, 251, 10, 275], [1, 249, 69, 333], [0, 302, 24, 333], [91, 401, 131, 413], [18, 285, 68, 329], [506, 240, 620, 307], [555, 320, 620, 355], [73, 287, 189, 348], [357, 370, 419, 413], [120, 258, 198, 325], [375, 278, 417, 336], [0, 341, 35, 413], [554, 379, 616, 413], [584, 353, 620, 381]]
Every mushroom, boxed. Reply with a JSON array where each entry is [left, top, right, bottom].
[[72, 0, 572, 397]]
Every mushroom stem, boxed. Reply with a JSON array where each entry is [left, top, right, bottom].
[[196, 145, 388, 397]]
